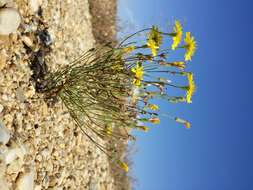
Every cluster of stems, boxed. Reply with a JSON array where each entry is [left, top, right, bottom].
[[40, 20, 197, 172]]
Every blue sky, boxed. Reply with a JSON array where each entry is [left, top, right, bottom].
[[118, 0, 253, 190]]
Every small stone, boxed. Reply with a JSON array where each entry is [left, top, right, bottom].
[[22, 36, 33, 48], [0, 122, 10, 145], [6, 158, 23, 174], [0, 0, 14, 7], [0, 177, 10, 190], [0, 49, 7, 71], [28, 0, 41, 13], [4, 148, 19, 164], [4, 145, 26, 164], [40, 148, 50, 159], [15, 169, 35, 190], [0, 104, 3, 113], [16, 87, 26, 102], [35, 154, 42, 162], [0, 35, 9, 45], [0, 8, 21, 35], [24, 86, 35, 98], [34, 185, 42, 190], [38, 30, 53, 46]]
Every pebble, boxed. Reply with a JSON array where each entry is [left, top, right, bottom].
[[4, 148, 19, 164], [0, 49, 7, 71], [28, 0, 41, 13], [3, 145, 26, 164], [0, 0, 14, 7], [0, 178, 10, 190], [15, 169, 35, 190], [22, 36, 33, 48], [0, 104, 3, 113], [0, 122, 10, 145], [0, 8, 21, 35], [16, 87, 26, 102]]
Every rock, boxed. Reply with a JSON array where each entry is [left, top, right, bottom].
[[0, 8, 21, 35], [0, 35, 9, 45], [4, 148, 19, 164], [0, 162, 6, 177], [0, 49, 7, 71], [15, 169, 35, 190], [0, 104, 3, 113], [37, 29, 53, 46], [34, 185, 42, 190], [16, 87, 26, 102], [4, 145, 26, 164], [0, 177, 10, 190], [28, 0, 41, 13], [0, 0, 14, 7], [0, 122, 10, 145], [22, 36, 33, 48], [6, 158, 23, 174]]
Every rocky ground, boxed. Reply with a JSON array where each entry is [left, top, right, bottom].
[[0, 0, 130, 189]]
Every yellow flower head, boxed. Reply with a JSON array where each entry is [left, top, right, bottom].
[[171, 20, 183, 50], [123, 45, 136, 54], [148, 104, 159, 111], [169, 61, 185, 70], [117, 160, 129, 172], [184, 32, 196, 61], [175, 117, 191, 129], [149, 117, 160, 124], [186, 72, 196, 103], [147, 26, 163, 56], [136, 126, 149, 132], [131, 62, 144, 87]]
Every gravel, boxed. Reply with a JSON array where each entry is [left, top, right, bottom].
[[0, 0, 120, 189]]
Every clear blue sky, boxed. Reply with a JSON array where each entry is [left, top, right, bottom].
[[118, 0, 253, 190]]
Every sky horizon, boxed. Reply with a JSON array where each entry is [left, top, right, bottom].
[[118, 0, 253, 190]]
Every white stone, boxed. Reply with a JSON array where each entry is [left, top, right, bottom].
[[4, 148, 19, 164], [0, 8, 21, 35], [22, 36, 33, 48], [0, 122, 10, 145], [28, 0, 41, 13], [0, 0, 10, 7], [34, 185, 42, 190], [0, 178, 10, 190], [6, 158, 23, 174], [4, 145, 26, 164], [15, 169, 35, 190]]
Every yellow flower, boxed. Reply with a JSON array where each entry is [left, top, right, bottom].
[[123, 45, 135, 54], [117, 160, 129, 172], [133, 78, 141, 86], [136, 126, 149, 132], [169, 61, 185, 70], [171, 20, 183, 50], [131, 62, 144, 87], [175, 117, 191, 129], [149, 117, 160, 124], [148, 104, 159, 110], [186, 72, 195, 103], [147, 26, 163, 56], [184, 32, 196, 61]]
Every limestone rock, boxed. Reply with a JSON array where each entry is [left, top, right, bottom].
[[15, 169, 35, 190], [0, 122, 10, 145], [0, 8, 21, 35], [28, 0, 41, 13]]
